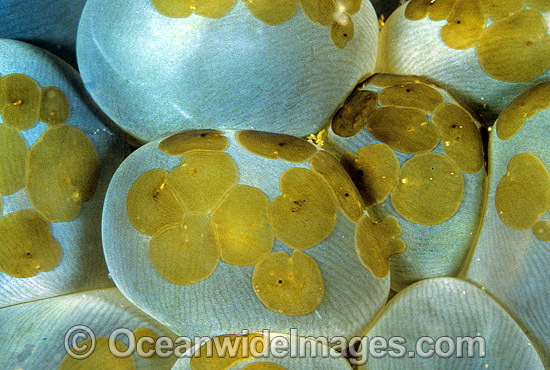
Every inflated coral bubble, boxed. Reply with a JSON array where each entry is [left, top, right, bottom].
[[0, 39, 129, 307], [0, 288, 179, 369], [377, 1, 550, 122], [77, 0, 380, 142], [102, 129, 390, 339], [357, 278, 547, 369], [321, 73, 486, 291], [452, 82, 550, 364]]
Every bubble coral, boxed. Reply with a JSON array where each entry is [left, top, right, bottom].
[[321, 74, 487, 291], [377, 0, 550, 122], [101, 129, 392, 339], [0, 1, 549, 369], [464, 82, 550, 364], [0, 39, 129, 307], [76, 0, 380, 142]]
